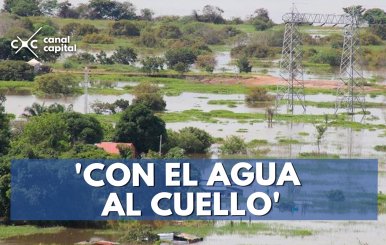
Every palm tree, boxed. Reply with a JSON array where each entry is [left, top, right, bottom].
[[22, 103, 73, 118], [22, 103, 47, 118]]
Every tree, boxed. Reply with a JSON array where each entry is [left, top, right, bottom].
[[165, 48, 197, 72], [0, 95, 11, 157], [109, 21, 140, 36], [132, 83, 166, 111], [39, 0, 58, 16], [164, 147, 185, 159], [111, 47, 137, 65], [96, 51, 115, 65], [343, 5, 365, 17], [35, 73, 79, 95], [140, 8, 154, 21], [236, 56, 252, 73], [0, 157, 11, 221], [117, 144, 133, 159], [315, 125, 327, 154], [220, 135, 247, 155], [10, 113, 71, 158], [158, 24, 182, 39], [139, 30, 160, 48], [62, 112, 104, 144], [249, 8, 275, 31], [141, 57, 165, 74], [363, 8, 386, 40], [169, 127, 213, 154], [0, 61, 35, 81], [196, 54, 217, 73], [4, 0, 41, 16], [245, 87, 274, 106], [57, 0, 79, 18], [197, 5, 225, 24], [22, 102, 71, 118], [88, 0, 136, 20], [114, 104, 167, 154]]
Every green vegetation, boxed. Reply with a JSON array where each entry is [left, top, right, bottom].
[[166, 127, 213, 154], [379, 194, 386, 214], [154, 221, 313, 237], [35, 73, 80, 95], [0, 225, 64, 239], [114, 103, 167, 154], [374, 145, 386, 152], [220, 135, 247, 154], [208, 100, 242, 107], [0, 61, 35, 81]]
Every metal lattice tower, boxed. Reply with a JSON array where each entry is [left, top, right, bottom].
[[335, 10, 366, 115], [277, 7, 367, 115], [276, 8, 306, 113]]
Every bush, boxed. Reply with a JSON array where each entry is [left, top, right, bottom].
[[132, 83, 166, 111], [109, 21, 140, 36], [236, 56, 252, 73], [168, 127, 213, 154], [35, 73, 79, 95], [220, 135, 247, 154], [245, 87, 274, 105], [61, 23, 99, 37], [196, 54, 217, 73], [158, 24, 182, 39], [139, 30, 161, 48], [360, 31, 383, 45], [231, 44, 272, 58], [141, 57, 165, 74], [310, 49, 341, 66], [0, 60, 35, 81], [111, 47, 137, 65], [83, 33, 114, 44], [165, 48, 197, 70]]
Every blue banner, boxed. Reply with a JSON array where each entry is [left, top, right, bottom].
[[11, 159, 378, 220]]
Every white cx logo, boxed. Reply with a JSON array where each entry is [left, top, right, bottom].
[[11, 27, 42, 58]]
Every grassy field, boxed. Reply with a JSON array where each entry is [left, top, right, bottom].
[[0, 225, 64, 240]]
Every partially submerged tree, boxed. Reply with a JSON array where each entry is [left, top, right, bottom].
[[114, 103, 167, 154]]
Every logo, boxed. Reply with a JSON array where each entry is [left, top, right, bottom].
[[11, 27, 42, 58], [11, 28, 77, 59]]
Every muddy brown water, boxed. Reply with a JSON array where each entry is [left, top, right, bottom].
[[2, 215, 386, 245]]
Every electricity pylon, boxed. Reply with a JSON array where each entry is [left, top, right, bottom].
[[335, 10, 366, 115], [277, 7, 367, 115], [277, 7, 305, 113]]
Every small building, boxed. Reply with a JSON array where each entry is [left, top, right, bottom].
[[95, 142, 136, 157], [27, 58, 42, 72]]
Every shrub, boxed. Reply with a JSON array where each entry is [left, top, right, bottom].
[[168, 127, 213, 154], [139, 30, 161, 48], [220, 135, 247, 154], [83, 33, 114, 44], [196, 54, 217, 73], [310, 49, 341, 66], [0, 60, 35, 81], [158, 24, 182, 39], [109, 21, 140, 36], [132, 83, 166, 111], [165, 48, 197, 70], [360, 31, 383, 45], [111, 47, 137, 65], [35, 73, 79, 95], [141, 57, 165, 74], [236, 56, 252, 73], [245, 87, 274, 105], [61, 23, 99, 37]]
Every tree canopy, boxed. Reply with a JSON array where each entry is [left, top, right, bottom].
[[114, 104, 167, 154]]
